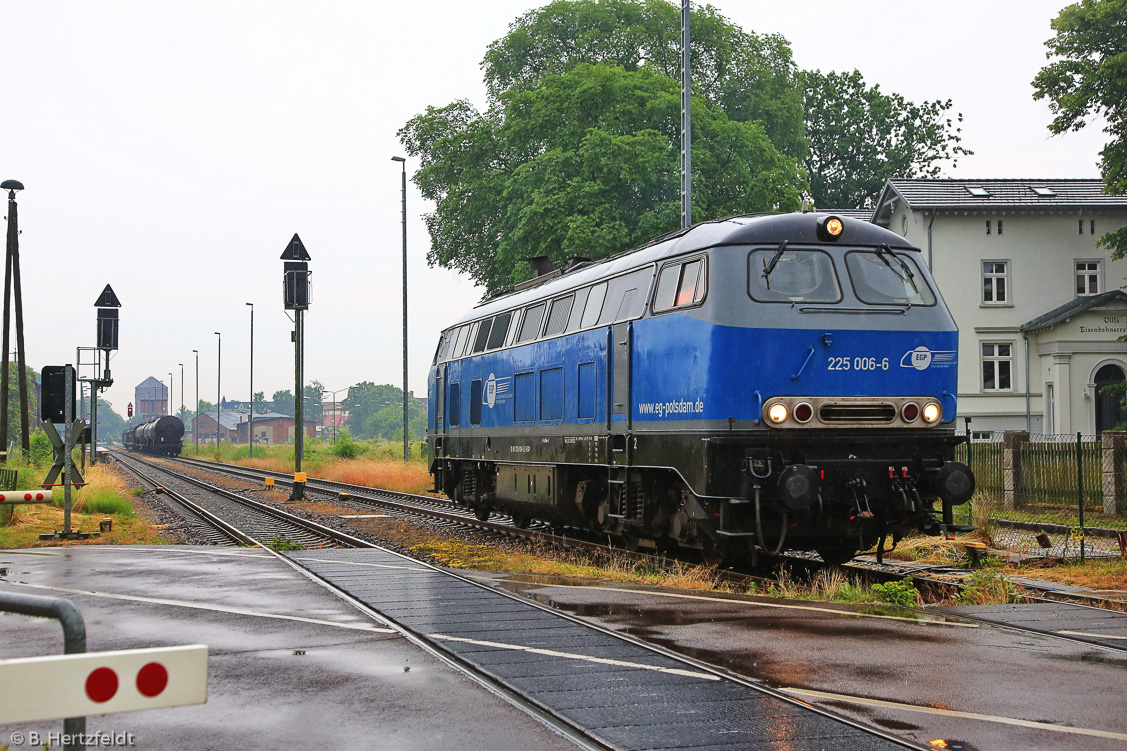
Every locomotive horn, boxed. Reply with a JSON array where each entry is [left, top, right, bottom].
[[777, 465, 819, 512], [935, 461, 975, 505]]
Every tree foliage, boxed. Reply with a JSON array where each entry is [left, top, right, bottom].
[[481, 0, 805, 158], [802, 69, 971, 209], [271, 390, 294, 416], [343, 382, 426, 442], [401, 62, 802, 293], [2, 364, 37, 442], [1033, 0, 1127, 257]]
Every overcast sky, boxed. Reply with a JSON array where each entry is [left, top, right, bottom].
[[0, 0, 1106, 419]]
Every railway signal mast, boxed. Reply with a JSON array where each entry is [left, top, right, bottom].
[[281, 234, 311, 501], [0, 179, 30, 461]]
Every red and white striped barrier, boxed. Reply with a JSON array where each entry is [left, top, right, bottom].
[[0, 490, 54, 504], [0, 644, 208, 722]]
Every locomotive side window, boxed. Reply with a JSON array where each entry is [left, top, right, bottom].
[[654, 257, 707, 312], [448, 382, 461, 426], [471, 318, 493, 353], [845, 250, 936, 306], [487, 312, 511, 349], [599, 267, 655, 324], [517, 303, 546, 343], [544, 295, 574, 337], [566, 287, 592, 332], [747, 249, 840, 303], [470, 379, 483, 426], [580, 283, 607, 328], [506, 310, 522, 346]]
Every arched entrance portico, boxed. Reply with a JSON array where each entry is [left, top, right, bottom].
[[1095, 363, 1127, 434]]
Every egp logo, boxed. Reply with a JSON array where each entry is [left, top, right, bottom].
[[900, 346, 956, 371], [485, 374, 497, 407]]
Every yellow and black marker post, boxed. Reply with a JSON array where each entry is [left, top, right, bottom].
[[289, 472, 306, 502]]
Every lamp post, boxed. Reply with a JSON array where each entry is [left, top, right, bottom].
[[246, 302, 253, 456], [391, 156, 409, 462], [167, 372, 173, 417], [214, 332, 221, 448], [322, 387, 348, 445], [179, 363, 184, 419], [0, 179, 29, 460], [192, 349, 198, 455]]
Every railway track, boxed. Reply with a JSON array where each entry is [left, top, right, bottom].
[[112, 453, 368, 550], [111, 450, 928, 751], [119, 452, 1125, 615]]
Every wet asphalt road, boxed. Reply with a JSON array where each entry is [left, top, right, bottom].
[[478, 573, 1127, 751], [0, 546, 578, 751]]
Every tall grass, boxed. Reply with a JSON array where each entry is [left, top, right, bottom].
[[70, 465, 135, 517]]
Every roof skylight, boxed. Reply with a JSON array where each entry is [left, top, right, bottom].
[[1031, 186, 1056, 196], [966, 186, 991, 197]]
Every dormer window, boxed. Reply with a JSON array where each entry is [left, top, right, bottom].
[[966, 186, 991, 197], [1031, 186, 1056, 197]]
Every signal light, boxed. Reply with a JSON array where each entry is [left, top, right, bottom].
[[817, 215, 845, 241], [767, 403, 788, 424], [923, 402, 941, 423]]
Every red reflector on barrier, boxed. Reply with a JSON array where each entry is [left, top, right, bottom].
[[35, 493, 43, 501], [85, 667, 119, 703], [23, 493, 31, 501], [136, 662, 169, 697]]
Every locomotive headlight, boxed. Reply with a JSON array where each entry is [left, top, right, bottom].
[[767, 403, 788, 424], [817, 215, 845, 241], [922, 402, 941, 423]]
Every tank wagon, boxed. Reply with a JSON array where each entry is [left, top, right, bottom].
[[124, 415, 184, 456], [427, 212, 975, 563]]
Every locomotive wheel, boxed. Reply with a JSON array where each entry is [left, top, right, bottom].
[[816, 546, 858, 566], [475, 507, 491, 522], [511, 513, 530, 529]]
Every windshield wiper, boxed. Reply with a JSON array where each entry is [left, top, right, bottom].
[[761, 240, 788, 290], [874, 243, 919, 293]]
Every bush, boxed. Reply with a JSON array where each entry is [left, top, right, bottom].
[[956, 570, 1020, 605], [870, 579, 920, 608], [331, 431, 360, 459], [28, 430, 53, 466]]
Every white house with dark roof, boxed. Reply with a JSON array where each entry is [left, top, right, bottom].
[[869, 179, 1127, 435]]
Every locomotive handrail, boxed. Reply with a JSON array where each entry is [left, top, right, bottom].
[[790, 346, 815, 381], [941, 391, 957, 423], [798, 306, 906, 315], [753, 390, 763, 424]]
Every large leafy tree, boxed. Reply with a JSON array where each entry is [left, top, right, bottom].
[[481, 0, 805, 159], [1033, 0, 1127, 257], [401, 62, 803, 293], [343, 382, 425, 441], [803, 69, 971, 209], [271, 390, 294, 416]]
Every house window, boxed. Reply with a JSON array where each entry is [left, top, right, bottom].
[[982, 343, 1013, 391], [1092, 220, 1097, 235], [1076, 260, 1101, 296], [982, 261, 1009, 304], [1080, 219, 1085, 235], [985, 220, 991, 235], [997, 219, 1003, 236]]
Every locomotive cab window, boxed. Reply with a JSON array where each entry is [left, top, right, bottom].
[[580, 283, 607, 328], [654, 257, 707, 312], [845, 250, 935, 306], [747, 249, 840, 303]]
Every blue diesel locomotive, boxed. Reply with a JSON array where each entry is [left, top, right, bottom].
[[427, 212, 974, 563]]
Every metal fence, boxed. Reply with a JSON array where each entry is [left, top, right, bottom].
[[953, 431, 1127, 560], [0, 468, 17, 492]]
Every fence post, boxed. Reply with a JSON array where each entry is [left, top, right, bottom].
[[1077, 432, 1085, 563], [1102, 430, 1127, 517], [1003, 430, 1029, 510]]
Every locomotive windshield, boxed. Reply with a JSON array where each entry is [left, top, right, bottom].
[[747, 249, 841, 303], [845, 250, 936, 306]]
